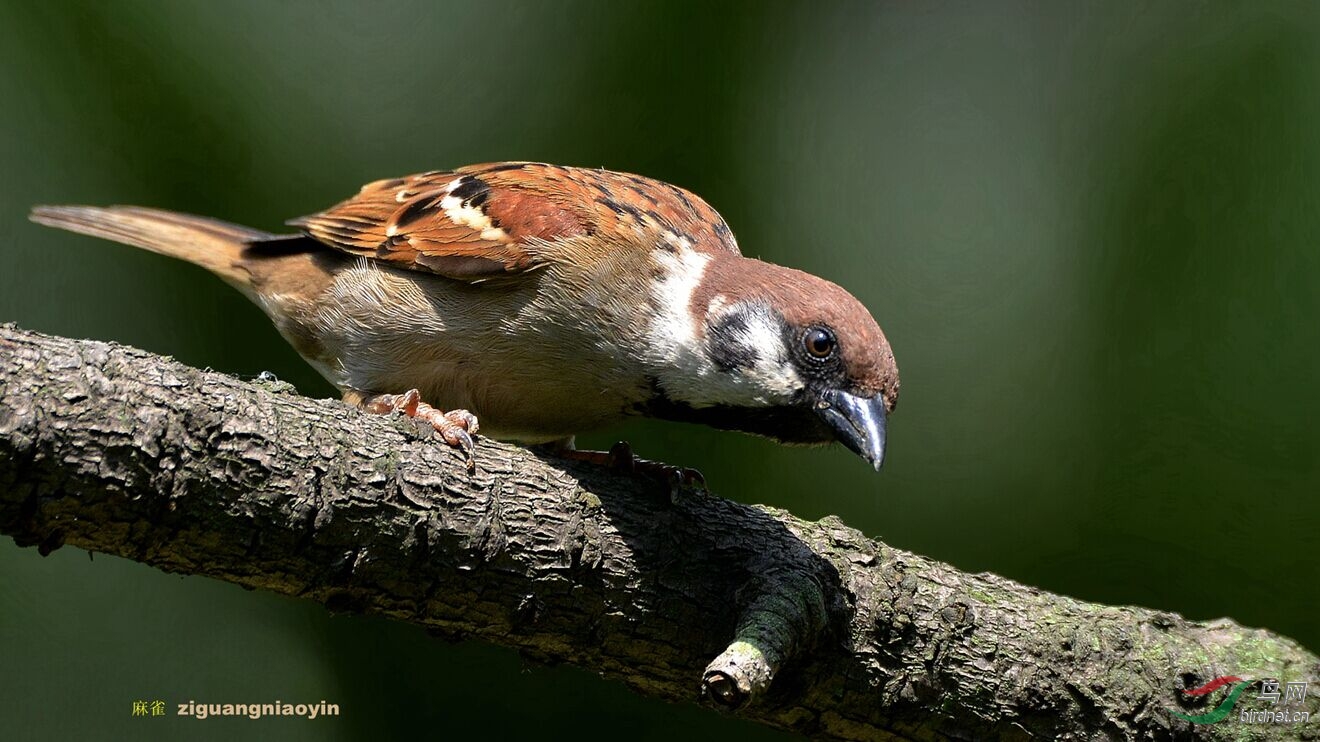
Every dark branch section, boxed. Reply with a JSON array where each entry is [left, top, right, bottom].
[[0, 324, 1315, 741]]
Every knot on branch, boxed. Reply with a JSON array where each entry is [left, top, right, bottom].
[[703, 568, 831, 708]]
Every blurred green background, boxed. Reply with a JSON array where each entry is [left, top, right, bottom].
[[2, 1, 1318, 739]]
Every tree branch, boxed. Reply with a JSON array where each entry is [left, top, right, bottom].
[[0, 324, 1314, 741]]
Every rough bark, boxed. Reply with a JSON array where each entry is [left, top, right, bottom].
[[0, 323, 1315, 741]]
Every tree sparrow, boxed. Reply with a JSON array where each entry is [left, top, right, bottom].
[[30, 163, 898, 476]]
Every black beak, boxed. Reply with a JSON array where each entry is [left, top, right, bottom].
[[814, 389, 888, 471]]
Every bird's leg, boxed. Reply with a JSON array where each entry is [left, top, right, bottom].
[[551, 440, 706, 500], [354, 389, 479, 470]]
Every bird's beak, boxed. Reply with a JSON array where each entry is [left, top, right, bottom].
[[814, 389, 888, 471]]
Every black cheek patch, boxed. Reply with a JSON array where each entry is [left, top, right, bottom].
[[707, 311, 759, 372]]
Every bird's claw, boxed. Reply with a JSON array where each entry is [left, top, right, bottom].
[[605, 441, 707, 501], [361, 389, 480, 471], [447, 428, 476, 471]]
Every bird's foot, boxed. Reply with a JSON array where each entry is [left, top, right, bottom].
[[359, 389, 480, 470], [558, 441, 706, 501]]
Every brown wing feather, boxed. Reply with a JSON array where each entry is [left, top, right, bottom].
[[289, 162, 740, 280]]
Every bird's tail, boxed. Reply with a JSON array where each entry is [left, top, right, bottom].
[[29, 205, 286, 296]]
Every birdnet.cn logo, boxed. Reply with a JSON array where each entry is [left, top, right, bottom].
[[1170, 676, 1311, 725]]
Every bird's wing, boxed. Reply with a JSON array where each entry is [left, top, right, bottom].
[[288, 162, 741, 280]]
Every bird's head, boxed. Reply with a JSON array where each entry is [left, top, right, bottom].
[[642, 252, 899, 471]]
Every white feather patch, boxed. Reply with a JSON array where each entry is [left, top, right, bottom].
[[441, 177, 509, 242]]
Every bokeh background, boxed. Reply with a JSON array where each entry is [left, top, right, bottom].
[[2, 1, 1318, 739]]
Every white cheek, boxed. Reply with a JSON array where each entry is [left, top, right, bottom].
[[717, 304, 803, 402], [731, 309, 783, 361]]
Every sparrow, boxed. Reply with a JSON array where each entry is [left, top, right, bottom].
[[30, 162, 898, 478]]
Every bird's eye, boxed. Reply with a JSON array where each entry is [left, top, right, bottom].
[[803, 327, 837, 359]]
